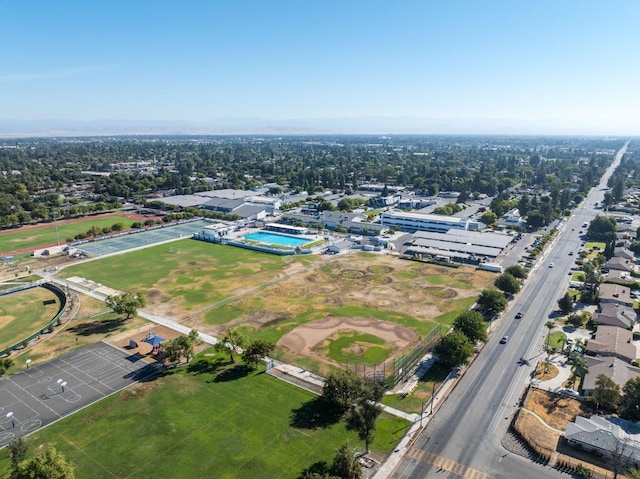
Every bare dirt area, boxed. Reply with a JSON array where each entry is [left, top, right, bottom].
[[515, 388, 626, 477], [525, 388, 588, 431], [225, 255, 493, 334], [278, 316, 420, 367]]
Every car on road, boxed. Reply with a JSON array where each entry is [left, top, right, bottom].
[[549, 263, 555, 268], [500, 336, 509, 344], [568, 251, 574, 255], [515, 312, 523, 319]]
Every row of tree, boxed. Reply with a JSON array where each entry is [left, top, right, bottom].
[[0, 136, 621, 228]]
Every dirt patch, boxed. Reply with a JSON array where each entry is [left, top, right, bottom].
[[515, 409, 561, 454], [524, 388, 588, 431], [278, 316, 419, 368], [534, 362, 559, 381]]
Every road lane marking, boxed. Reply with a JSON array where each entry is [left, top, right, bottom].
[[406, 448, 495, 479]]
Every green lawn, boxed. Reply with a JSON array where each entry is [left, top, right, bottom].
[[0, 352, 409, 479], [0, 216, 139, 252], [382, 362, 451, 414], [59, 240, 309, 299], [547, 331, 567, 349], [320, 331, 391, 364], [0, 287, 60, 350], [571, 272, 585, 282]]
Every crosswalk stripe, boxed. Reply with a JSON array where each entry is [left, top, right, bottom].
[[405, 447, 495, 479]]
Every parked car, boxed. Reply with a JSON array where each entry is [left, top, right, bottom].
[[558, 388, 580, 398]]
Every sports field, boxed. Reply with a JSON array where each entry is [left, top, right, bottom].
[[0, 215, 140, 253], [0, 286, 60, 351], [0, 353, 409, 479], [59, 240, 317, 311], [59, 240, 494, 375]]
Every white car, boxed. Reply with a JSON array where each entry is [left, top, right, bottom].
[[549, 263, 555, 268]]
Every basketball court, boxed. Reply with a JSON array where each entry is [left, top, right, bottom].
[[0, 342, 159, 447]]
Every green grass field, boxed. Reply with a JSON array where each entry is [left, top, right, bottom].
[[59, 240, 315, 305], [0, 352, 409, 479], [0, 287, 60, 350], [320, 331, 391, 364], [548, 331, 567, 349], [0, 216, 139, 253]]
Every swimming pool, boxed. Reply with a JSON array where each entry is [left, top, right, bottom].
[[244, 231, 310, 248]]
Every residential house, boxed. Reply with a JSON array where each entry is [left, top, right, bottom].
[[599, 283, 633, 307], [586, 325, 637, 363], [614, 247, 636, 261], [592, 303, 635, 330], [565, 415, 640, 463], [582, 356, 640, 396]]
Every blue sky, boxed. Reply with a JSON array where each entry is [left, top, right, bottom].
[[1, 1, 638, 134]]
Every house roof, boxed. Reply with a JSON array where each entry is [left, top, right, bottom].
[[587, 325, 637, 362], [593, 303, 634, 329], [599, 283, 633, 305], [583, 356, 640, 392], [605, 257, 633, 272], [565, 415, 640, 462], [614, 247, 635, 260]]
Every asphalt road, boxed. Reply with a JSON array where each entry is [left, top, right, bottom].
[[389, 141, 629, 479]]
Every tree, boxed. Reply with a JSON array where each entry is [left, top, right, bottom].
[[214, 328, 247, 363], [621, 377, 640, 421], [7, 437, 28, 473], [569, 352, 588, 387], [504, 264, 528, 280], [164, 329, 200, 364], [11, 446, 74, 479], [494, 273, 520, 295], [347, 398, 383, 454], [476, 288, 508, 316], [434, 330, 474, 368], [0, 357, 14, 376], [105, 291, 146, 319], [330, 440, 362, 479], [242, 339, 274, 369], [525, 210, 545, 228], [587, 215, 617, 242], [545, 321, 555, 350], [322, 370, 364, 410], [479, 211, 497, 226], [557, 292, 574, 315], [453, 311, 488, 343], [591, 374, 621, 412]]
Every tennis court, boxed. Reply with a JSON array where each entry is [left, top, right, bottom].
[[74, 220, 209, 257], [0, 342, 159, 447]]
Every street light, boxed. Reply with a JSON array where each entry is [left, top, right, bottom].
[[52, 211, 60, 246], [25, 359, 31, 370], [6, 412, 14, 428], [61, 381, 67, 392]]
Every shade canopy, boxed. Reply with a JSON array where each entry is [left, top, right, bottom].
[[141, 333, 165, 347]]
